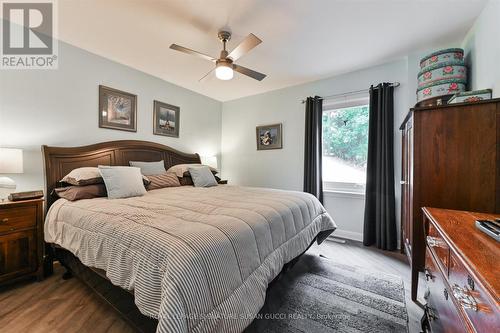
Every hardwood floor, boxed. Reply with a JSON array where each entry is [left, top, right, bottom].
[[0, 266, 134, 333], [0, 238, 424, 333]]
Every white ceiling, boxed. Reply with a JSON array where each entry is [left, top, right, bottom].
[[58, 0, 487, 101]]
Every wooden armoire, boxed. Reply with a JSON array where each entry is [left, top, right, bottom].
[[400, 98, 500, 302]]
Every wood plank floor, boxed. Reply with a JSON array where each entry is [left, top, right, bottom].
[[0, 238, 424, 333]]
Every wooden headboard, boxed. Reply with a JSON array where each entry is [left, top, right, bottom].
[[42, 140, 201, 210]]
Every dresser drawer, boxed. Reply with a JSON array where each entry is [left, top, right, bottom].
[[449, 252, 500, 332], [427, 221, 450, 274], [425, 249, 468, 333], [0, 206, 37, 233]]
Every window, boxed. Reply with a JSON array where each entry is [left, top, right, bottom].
[[322, 96, 369, 194]]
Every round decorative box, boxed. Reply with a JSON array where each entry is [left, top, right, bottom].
[[417, 60, 467, 89], [419, 48, 464, 70], [417, 78, 467, 104]]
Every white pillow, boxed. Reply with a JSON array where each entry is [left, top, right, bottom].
[[98, 166, 146, 199], [61, 167, 102, 185], [129, 160, 166, 176], [188, 166, 218, 187]]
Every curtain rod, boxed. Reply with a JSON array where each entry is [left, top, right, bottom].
[[300, 82, 400, 104]]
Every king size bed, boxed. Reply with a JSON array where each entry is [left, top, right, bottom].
[[42, 140, 336, 333]]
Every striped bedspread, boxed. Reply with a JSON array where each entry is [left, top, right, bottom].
[[45, 185, 336, 332]]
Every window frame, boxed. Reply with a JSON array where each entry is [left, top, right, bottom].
[[322, 93, 370, 195]]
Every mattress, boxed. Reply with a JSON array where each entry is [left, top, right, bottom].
[[45, 185, 336, 333]]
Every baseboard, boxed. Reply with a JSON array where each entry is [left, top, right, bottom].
[[329, 229, 363, 242]]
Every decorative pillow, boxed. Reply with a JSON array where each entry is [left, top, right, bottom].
[[179, 174, 221, 186], [129, 160, 167, 176], [167, 164, 218, 178], [61, 167, 102, 186], [55, 184, 107, 201], [146, 173, 181, 190], [179, 175, 194, 186], [98, 166, 147, 199], [188, 166, 218, 187], [62, 166, 151, 187]]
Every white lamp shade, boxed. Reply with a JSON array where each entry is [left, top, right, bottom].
[[0, 148, 23, 174], [201, 156, 218, 170]]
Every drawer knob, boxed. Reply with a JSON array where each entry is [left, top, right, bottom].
[[0, 218, 8, 223], [467, 275, 475, 291], [424, 268, 433, 281], [452, 284, 478, 312]]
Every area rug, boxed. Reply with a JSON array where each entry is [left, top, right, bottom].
[[259, 255, 408, 333]]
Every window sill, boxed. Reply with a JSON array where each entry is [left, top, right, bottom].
[[323, 190, 366, 199]]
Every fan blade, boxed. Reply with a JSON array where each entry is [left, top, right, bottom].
[[198, 68, 214, 82], [169, 44, 216, 62], [233, 64, 266, 81], [228, 34, 262, 61]]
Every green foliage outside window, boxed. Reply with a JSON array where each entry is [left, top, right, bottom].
[[322, 105, 369, 168]]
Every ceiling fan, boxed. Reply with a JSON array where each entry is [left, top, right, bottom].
[[169, 31, 266, 82]]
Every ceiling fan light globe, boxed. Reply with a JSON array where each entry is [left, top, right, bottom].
[[215, 65, 233, 80]]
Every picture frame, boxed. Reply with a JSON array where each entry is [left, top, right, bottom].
[[98, 85, 137, 132], [153, 100, 180, 138], [256, 123, 283, 150]]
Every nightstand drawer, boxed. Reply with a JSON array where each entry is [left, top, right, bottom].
[[0, 206, 37, 233]]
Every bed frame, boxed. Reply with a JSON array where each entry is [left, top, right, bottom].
[[42, 140, 202, 211], [41, 140, 319, 332]]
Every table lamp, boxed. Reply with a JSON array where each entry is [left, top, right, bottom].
[[0, 148, 23, 201], [201, 156, 218, 170]]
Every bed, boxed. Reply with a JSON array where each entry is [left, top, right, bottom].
[[42, 140, 336, 333]]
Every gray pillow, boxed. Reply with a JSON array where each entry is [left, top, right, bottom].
[[188, 166, 218, 187], [129, 160, 166, 176], [98, 166, 147, 199]]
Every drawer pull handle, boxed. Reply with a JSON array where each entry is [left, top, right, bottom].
[[0, 218, 8, 223], [452, 285, 478, 311], [425, 305, 437, 322], [426, 236, 445, 248]]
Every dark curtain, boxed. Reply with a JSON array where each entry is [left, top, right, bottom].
[[363, 83, 397, 250], [304, 96, 323, 203]]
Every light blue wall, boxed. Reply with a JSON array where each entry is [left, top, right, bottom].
[[462, 0, 500, 96], [221, 59, 409, 240], [0, 41, 222, 192]]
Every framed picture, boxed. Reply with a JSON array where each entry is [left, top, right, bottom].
[[256, 123, 283, 150], [99, 85, 137, 132], [153, 100, 180, 138]]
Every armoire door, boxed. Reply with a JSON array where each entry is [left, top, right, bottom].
[[401, 116, 414, 260]]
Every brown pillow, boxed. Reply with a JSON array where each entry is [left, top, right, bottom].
[[55, 184, 107, 201], [146, 173, 181, 190], [61, 166, 151, 186]]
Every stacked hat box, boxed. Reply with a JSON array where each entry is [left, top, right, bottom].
[[416, 48, 467, 106]]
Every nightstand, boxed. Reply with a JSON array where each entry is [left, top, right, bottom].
[[0, 198, 44, 285], [218, 180, 228, 184]]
